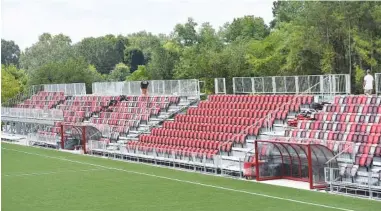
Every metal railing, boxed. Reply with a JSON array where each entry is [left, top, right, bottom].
[[233, 74, 350, 95], [214, 78, 227, 94], [324, 167, 381, 200], [376, 73, 381, 95], [1, 107, 64, 121], [87, 141, 220, 172], [2, 85, 44, 107], [2, 83, 86, 107], [43, 83, 86, 96], [92, 79, 200, 97]]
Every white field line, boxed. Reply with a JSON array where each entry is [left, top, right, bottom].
[[2, 147, 356, 211], [3, 168, 104, 177]]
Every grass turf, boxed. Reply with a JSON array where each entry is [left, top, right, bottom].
[[1, 143, 380, 211]]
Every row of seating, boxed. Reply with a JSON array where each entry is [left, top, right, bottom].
[[125, 96, 180, 105], [139, 135, 233, 152], [114, 101, 170, 110], [162, 122, 261, 136], [17, 91, 66, 109], [63, 116, 84, 123], [70, 96, 119, 102], [297, 121, 381, 134], [63, 111, 85, 118], [36, 91, 65, 96], [334, 95, 381, 105], [314, 112, 381, 123], [57, 105, 103, 113], [17, 103, 56, 109], [127, 141, 219, 159], [339, 164, 381, 185], [31, 95, 65, 101], [198, 101, 300, 111], [208, 95, 313, 104], [62, 100, 110, 107], [150, 128, 247, 143], [175, 115, 275, 127], [324, 104, 381, 114], [108, 107, 160, 116], [99, 112, 148, 120], [90, 118, 142, 127], [285, 129, 381, 144], [187, 108, 288, 119]]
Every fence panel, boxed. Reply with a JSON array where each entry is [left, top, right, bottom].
[[214, 78, 226, 94], [1, 107, 64, 121], [2, 85, 44, 107], [92, 79, 200, 96], [233, 74, 350, 94], [376, 73, 381, 95], [43, 83, 86, 95]]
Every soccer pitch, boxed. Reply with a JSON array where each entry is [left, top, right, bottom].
[[1, 143, 380, 211]]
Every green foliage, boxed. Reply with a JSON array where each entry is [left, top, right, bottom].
[[124, 47, 145, 72], [126, 65, 151, 81], [108, 63, 131, 81], [354, 65, 366, 94], [20, 33, 74, 72], [1, 65, 26, 102], [148, 46, 179, 80], [29, 57, 103, 93], [173, 18, 199, 46], [126, 31, 162, 65], [8, 2, 381, 95], [1, 39, 21, 66], [75, 36, 126, 74], [220, 16, 270, 42]]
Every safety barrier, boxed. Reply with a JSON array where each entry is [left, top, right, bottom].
[[233, 74, 350, 94], [92, 79, 200, 97]]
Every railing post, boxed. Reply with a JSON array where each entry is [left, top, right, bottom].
[[251, 78, 255, 94], [272, 77, 276, 94], [295, 76, 299, 94], [232, 78, 236, 94]]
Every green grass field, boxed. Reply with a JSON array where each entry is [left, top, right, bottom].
[[1, 143, 380, 211]]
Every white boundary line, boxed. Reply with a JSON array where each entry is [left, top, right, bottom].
[[3, 168, 104, 177], [2, 147, 358, 211]]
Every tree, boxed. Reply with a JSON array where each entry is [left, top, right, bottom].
[[108, 63, 130, 81], [220, 16, 270, 43], [29, 57, 103, 93], [173, 18, 199, 46], [125, 31, 162, 68], [1, 39, 21, 66], [20, 33, 74, 72], [198, 22, 223, 50], [124, 48, 145, 72], [148, 46, 179, 80], [75, 36, 126, 74], [126, 65, 151, 81], [1, 65, 25, 102]]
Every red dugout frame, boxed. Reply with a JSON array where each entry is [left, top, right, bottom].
[[253, 140, 337, 189]]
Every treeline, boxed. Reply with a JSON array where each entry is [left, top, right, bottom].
[[2, 1, 381, 102]]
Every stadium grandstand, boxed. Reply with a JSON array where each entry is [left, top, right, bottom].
[[2, 74, 381, 201]]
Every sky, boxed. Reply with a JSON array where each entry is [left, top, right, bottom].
[[1, 0, 274, 50]]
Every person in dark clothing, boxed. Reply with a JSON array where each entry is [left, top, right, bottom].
[[140, 80, 149, 96]]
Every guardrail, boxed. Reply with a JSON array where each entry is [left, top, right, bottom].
[[1, 107, 64, 121], [233, 74, 350, 95], [92, 79, 200, 97]]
